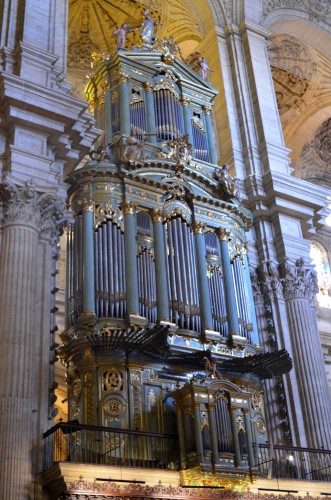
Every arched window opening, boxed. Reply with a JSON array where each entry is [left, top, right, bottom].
[[310, 241, 331, 308]]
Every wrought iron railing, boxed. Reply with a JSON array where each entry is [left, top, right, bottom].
[[254, 443, 331, 482], [43, 422, 180, 471]]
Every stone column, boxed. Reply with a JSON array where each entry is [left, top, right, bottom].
[[182, 97, 194, 146], [175, 406, 187, 469], [280, 258, 331, 449], [193, 403, 204, 462], [144, 82, 157, 144], [82, 199, 95, 317], [0, 181, 62, 499], [192, 222, 213, 332], [229, 407, 241, 467], [122, 202, 140, 316], [217, 229, 240, 339], [203, 105, 217, 165], [151, 210, 169, 322], [207, 403, 219, 465], [119, 72, 131, 136]]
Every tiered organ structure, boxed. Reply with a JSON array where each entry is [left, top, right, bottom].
[[59, 46, 291, 485]]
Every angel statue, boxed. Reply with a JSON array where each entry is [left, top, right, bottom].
[[214, 163, 238, 200], [197, 57, 213, 80], [140, 8, 159, 47]]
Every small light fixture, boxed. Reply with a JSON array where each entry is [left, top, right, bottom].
[[287, 454, 294, 462]]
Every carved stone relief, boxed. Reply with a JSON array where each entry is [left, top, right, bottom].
[[269, 35, 316, 115], [296, 117, 331, 185], [262, 0, 331, 26]]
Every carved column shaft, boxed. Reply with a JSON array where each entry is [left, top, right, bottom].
[[82, 202, 95, 315], [144, 84, 157, 144], [207, 404, 219, 465], [123, 203, 140, 315], [193, 225, 213, 331], [230, 408, 241, 466], [203, 106, 217, 165], [175, 407, 187, 468], [218, 231, 240, 337], [104, 84, 113, 144], [119, 77, 131, 136], [193, 404, 204, 462], [152, 213, 169, 321]]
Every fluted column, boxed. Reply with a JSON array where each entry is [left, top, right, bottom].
[[230, 407, 241, 466], [218, 229, 240, 338], [243, 408, 255, 467], [122, 202, 140, 316], [119, 73, 131, 136], [175, 406, 187, 468], [281, 258, 331, 449], [82, 200, 95, 316], [193, 403, 204, 462], [182, 97, 194, 146], [192, 222, 213, 332], [203, 105, 217, 165], [207, 403, 219, 465], [144, 82, 156, 144], [152, 210, 169, 321], [0, 181, 63, 499]]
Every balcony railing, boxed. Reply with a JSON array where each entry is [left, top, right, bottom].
[[254, 443, 331, 482], [43, 422, 180, 471]]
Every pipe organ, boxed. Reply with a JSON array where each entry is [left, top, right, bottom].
[[59, 45, 290, 486]]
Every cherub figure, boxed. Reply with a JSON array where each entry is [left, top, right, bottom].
[[113, 24, 131, 49], [198, 57, 212, 80], [121, 129, 145, 165]]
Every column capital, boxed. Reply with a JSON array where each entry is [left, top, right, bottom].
[[151, 209, 165, 222], [122, 201, 138, 215], [192, 221, 206, 234], [207, 402, 215, 411], [2, 179, 65, 242], [203, 105, 212, 115], [182, 97, 191, 106], [118, 71, 130, 84], [80, 198, 94, 213], [217, 228, 231, 241], [144, 82, 154, 92]]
